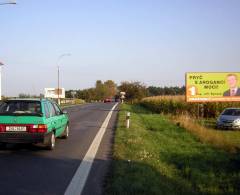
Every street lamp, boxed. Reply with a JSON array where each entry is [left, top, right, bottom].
[[0, 1, 16, 5], [0, 62, 4, 100], [57, 53, 71, 104], [0, 1, 16, 100]]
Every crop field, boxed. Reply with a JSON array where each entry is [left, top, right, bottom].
[[141, 96, 240, 118]]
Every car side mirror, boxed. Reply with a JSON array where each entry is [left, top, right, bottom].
[[62, 110, 68, 114]]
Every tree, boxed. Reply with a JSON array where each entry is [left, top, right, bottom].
[[18, 93, 34, 98], [147, 86, 185, 96], [95, 80, 106, 100], [104, 80, 117, 98], [76, 88, 96, 101], [66, 90, 74, 98], [118, 81, 148, 102]]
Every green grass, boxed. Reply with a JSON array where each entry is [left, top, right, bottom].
[[105, 104, 240, 195]]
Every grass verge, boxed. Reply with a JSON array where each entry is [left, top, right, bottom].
[[105, 104, 240, 195]]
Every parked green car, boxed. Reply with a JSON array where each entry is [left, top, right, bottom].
[[0, 98, 69, 150]]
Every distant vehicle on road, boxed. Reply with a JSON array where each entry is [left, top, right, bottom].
[[104, 98, 112, 103], [0, 98, 69, 150], [115, 98, 120, 102], [216, 108, 240, 130]]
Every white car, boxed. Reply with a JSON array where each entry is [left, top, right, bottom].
[[216, 108, 240, 130]]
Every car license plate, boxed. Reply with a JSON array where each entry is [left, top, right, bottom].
[[6, 126, 27, 132], [224, 124, 232, 127]]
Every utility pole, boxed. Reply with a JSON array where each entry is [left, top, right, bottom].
[[56, 53, 71, 104]]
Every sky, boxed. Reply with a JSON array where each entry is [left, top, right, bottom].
[[0, 0, 239, 96]]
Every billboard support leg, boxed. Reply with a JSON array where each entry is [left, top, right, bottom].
[[200, 104, 204, 126], [197, 104, 200, 119]]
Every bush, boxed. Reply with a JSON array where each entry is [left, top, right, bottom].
[[74, 99, 85, 104]]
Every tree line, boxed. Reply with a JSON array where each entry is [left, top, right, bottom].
[[66, 80, 185, 102], [148, 86, 185, 96], [15, 81, 185, 101], [66, 80, 117, 102]]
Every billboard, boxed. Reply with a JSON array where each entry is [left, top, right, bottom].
[[186, 72, 240, 102], [44, 88, 65, 99]]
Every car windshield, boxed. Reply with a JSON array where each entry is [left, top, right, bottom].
[[0, 101, 42, 116], [222, 109, 240, 116]]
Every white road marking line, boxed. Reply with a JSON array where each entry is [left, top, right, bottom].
[[65, 103, 118, 195]]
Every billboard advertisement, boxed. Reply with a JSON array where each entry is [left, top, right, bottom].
[[44, 88, 65, 99], [186, 72, 240, 102]]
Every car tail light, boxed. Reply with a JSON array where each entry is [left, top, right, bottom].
[[0, 125, 6, 132], [28, 125, 37, 133], [37, 124, 48, 133], [28, 124, 48, 133]]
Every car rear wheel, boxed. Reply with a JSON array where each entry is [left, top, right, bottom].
[[62, 125, 69, 139], [0, 142, 6, 149], [46, 132, 55, 150]]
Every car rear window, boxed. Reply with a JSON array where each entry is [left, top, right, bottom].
[[43, 102, 50, 118], [0, 101, 42, 116], [222, 109, 240, 116]]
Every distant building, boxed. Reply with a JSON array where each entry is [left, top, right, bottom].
[[44, 88, 65, 99]]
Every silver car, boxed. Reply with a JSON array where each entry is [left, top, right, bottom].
[[216, 108, 240, 130]]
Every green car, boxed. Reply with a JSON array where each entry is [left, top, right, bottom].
[[0, 98, 69, 150]]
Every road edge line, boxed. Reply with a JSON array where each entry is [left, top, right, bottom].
[[64, 103, 118, 195]]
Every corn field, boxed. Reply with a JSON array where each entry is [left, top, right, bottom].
[[140, 96, 240, 118]]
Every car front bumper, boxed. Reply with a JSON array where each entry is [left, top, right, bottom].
[[217, 123, 240, 130], [0, 132, 51, 144]]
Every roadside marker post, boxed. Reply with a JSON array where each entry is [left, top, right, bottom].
[[126, 112, 130, 128]]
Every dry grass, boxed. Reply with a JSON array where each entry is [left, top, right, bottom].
[[171, 114, 240, 153]]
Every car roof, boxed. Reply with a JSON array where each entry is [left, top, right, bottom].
[[4, 98, 53, 102]]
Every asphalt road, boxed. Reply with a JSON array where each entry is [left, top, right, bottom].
[[0, 102, 119, 195]]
